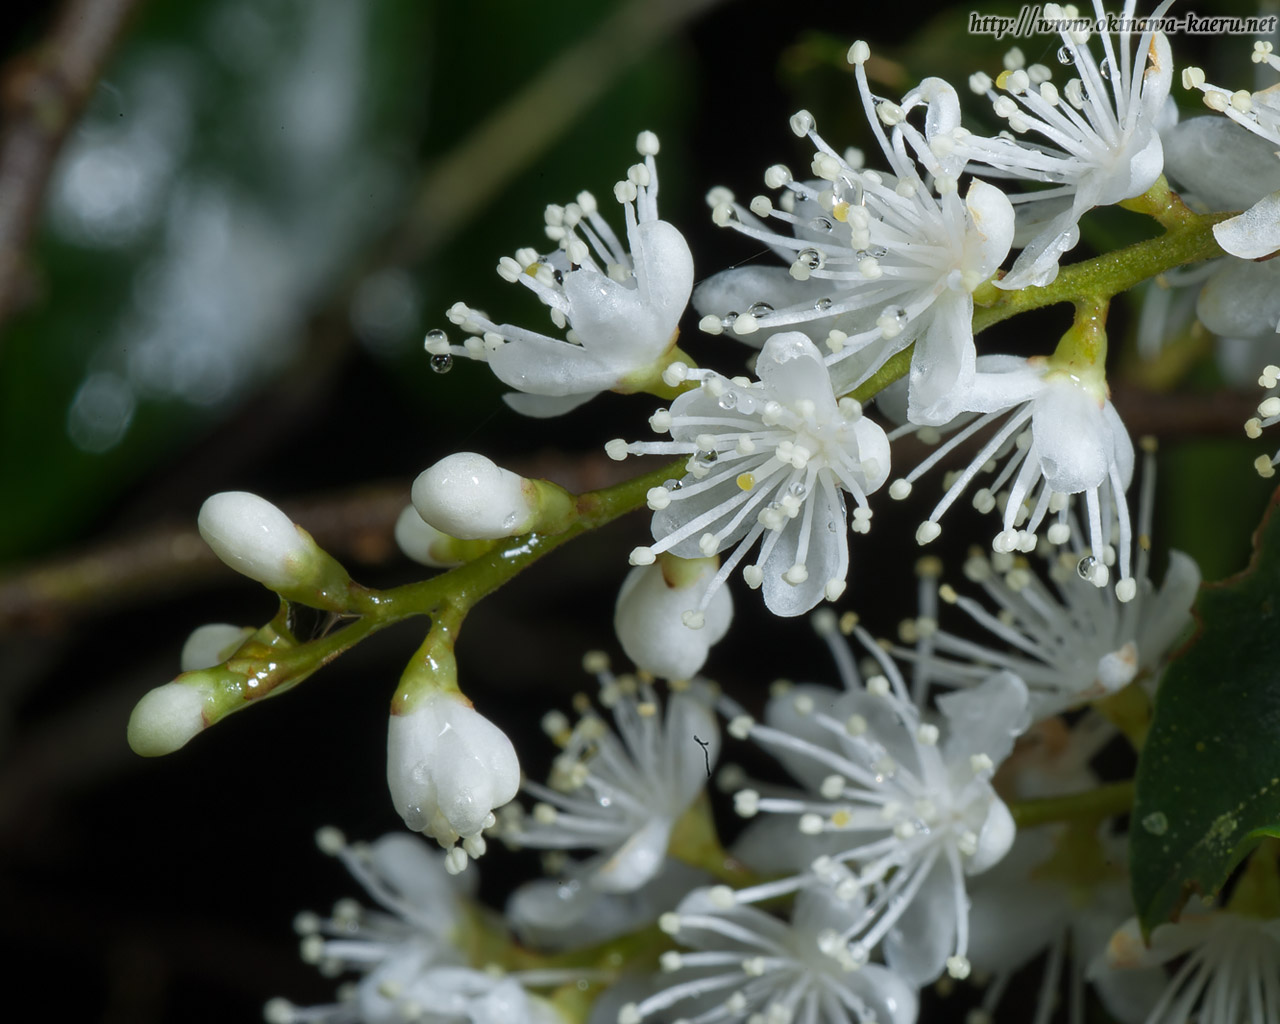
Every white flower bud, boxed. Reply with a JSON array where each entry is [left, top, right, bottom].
[[127, 679, 213, 757], [198, 492, 318, 590], [387, 691, 520, 847], [180, 623, 253, 672], [394, 504, 464, 567], [411, 452, 536, 540], [614, 558, 733, 680]]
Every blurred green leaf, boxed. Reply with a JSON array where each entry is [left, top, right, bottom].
[[1132, 487, 1280, 932]]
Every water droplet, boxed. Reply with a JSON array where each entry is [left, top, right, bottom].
[[789, 481, 808, 498], [1057, 45, 1075, 65], [722, 311, 740, 329], [553, 268, 564, 285], [884, 304, 907, 326], [1077, 555, 1097, 580], [866, 244, 888, 258], [663, 478, 683, 491], [698, 449, 719, 464], [748, 301, 774, 318], [424, 328, 448, 346], [718, 391, 738, 410], [827, 520, 838, 532], [736, 394, 757, 414], [814, 297, 833, 311], [430, 353, 454, 373], [796, 247, 822, 270], [809, 216, 834, 232], [1141, 811, 1168, 836], [1099, 56, 1112, 80], [503, 512, 519, 529]]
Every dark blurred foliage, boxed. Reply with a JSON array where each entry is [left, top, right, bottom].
[[0, 0, 1275, 1021]]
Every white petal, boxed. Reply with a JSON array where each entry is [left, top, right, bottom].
[[755, 332, 841, 416], [966, 829, 1068, 974], [907, 290, 977, 426], [844, 965, 920, 1024], [1137, 549, 1199, 667], [882, 854, 957, 986], [1213, 190, 1280, 259], [368, 832, 471, 912], [938, 670, 1030, 768], [487, 332, 625, 396], [1196, 257, 1280, 339], [758, 483, 848, 618], [1163, 116, 1280, 212], [503, 390, 598, 417], [964, 178, 1016, 280], [591, 816, 672, 893], [629, 219, 694, 333], [1030, 379, 1111, 493]]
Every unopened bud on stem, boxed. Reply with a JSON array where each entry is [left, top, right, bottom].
[[411, 452, 573, 540], [393, 504, 497, 567], [198, 492, 352, 608], [387, 626, 519, 870]]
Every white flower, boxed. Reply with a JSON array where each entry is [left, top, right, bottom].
[[960, 0, 1174, 288], [724, 618, 1029, 986], [438, 131, 692, 417], [502, 658, 718, 896], [198, 491, 323, 591], [613, 332, 890, 618], [617, 886, 918, 1024], [966, 828, 1143, 1024], [411, 452, 538, 540], [1184, 42, 1280, 259], [266, 830, 573, 1024], [614, 557, 733, 681], [900, 450, 1199, 719], [505, 859, 709, 953], [387, 690, 520, 871], [887, 355, 1138, 596], [693, 59, 1014, 424], [1091, 910, 1280, 1024]]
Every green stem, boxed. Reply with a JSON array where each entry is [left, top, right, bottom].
[[243, 458, 685, 693], [1010, 779, 1135, 829]]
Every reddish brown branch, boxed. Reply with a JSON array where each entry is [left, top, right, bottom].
[[0, 0, 144, 327]]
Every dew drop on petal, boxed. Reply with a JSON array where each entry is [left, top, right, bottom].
[[430, 353, 454, 374], [718, 391, 738, 410], [722, 311, 740, 330], [796, 247, 822, 270], [1057, 45, 1075, 65], [809, 216, 834, 232], [1099, 56, 1112, 80], [1141, 811, 1168, 836], [814, 297, 833, 311], [789, 481, 808, 498], [424, 328, 448, 348], [748, 302, 774, 318], [866, 244, 888, 258], [1077, 555, 1097, 580], [664, 478, 683, 492]]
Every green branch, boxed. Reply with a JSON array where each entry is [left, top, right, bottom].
[[1010, 779, 1135, 829]]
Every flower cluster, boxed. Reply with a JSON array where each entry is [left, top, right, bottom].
[[122, 5, 1280, 1024]]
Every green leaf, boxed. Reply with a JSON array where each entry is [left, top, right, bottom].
[[1132, 488, 1280, 933]]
